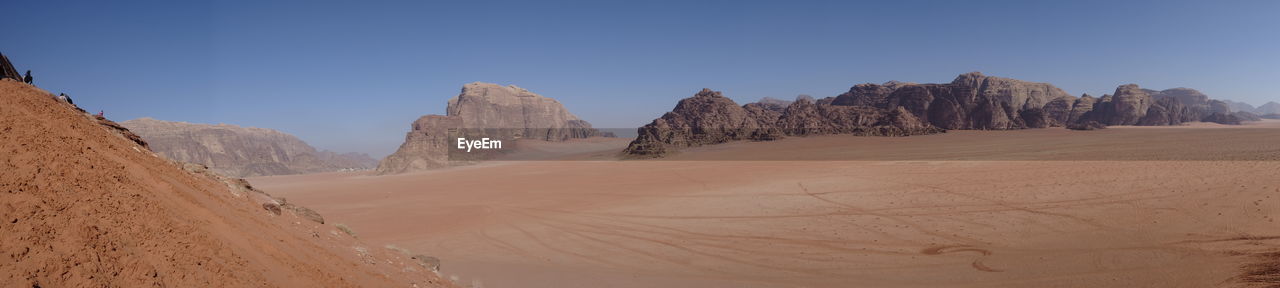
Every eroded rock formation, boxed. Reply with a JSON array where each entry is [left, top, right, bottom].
[[447, 82, 601, 141], [623, 88, 942, 157]]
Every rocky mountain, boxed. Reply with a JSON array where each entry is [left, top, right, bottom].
[[625, 72, 1266, 157], [120, 118, 376, 177], [623, 88, 942, 157], [828, 72, 1077, 129], [1257, 102, 1280, 115], [377, 82, 603, 174]]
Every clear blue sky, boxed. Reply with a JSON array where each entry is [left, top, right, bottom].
[[4, 0, 1278, 157]]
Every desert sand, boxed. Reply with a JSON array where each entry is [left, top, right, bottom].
[[251, 121, 1280, 287]]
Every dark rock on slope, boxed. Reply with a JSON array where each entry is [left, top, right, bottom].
[[0, 52, 20, 81]]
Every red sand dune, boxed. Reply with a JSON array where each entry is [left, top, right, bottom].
[[0, 80, 454, 287]]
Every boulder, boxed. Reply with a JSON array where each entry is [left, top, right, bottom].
[[1066, 121, 1107, 131]]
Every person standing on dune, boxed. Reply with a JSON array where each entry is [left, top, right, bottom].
[[23, 70, 32, 84]]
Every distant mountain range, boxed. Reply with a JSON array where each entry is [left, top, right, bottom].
[[120, 118, 377, 177], [1222, 100, 1280, 116]]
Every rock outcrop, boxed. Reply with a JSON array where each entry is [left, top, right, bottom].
[[623, 88, 943, 157], [120, 118, 377, 177], [1233, 111, 1263, 122], [1067, 94, 1097, 124], [1223, 100, 1257, 113], [830, 72, 1076, 130], [1074, 84, 1201, 127], [377, 83, 603, 174], [1201, 112, 1242, 125]]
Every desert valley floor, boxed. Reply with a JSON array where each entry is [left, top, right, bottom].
[[251, 121, 1280, 288]]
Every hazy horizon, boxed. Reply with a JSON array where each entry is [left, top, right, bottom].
[[5, 0, 1279, 157]]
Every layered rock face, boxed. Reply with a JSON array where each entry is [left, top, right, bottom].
[[377, 82, 603, 174], [120, 118, 377, 177], [623, 89, 942, 157]]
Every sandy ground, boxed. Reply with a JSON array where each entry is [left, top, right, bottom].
[[251, 121, 1280, 288]]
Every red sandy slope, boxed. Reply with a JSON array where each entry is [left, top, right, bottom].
[[0, 80, 453, 287]]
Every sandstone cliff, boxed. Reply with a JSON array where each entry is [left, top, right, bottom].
[[831, 72, 1076, 130], [377, 82, 602, 174], [120, 118, 376, 177]]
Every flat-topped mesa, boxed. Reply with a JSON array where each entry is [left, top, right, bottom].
[[377, 82, 603, 174], [447, 82, 601, 141]]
